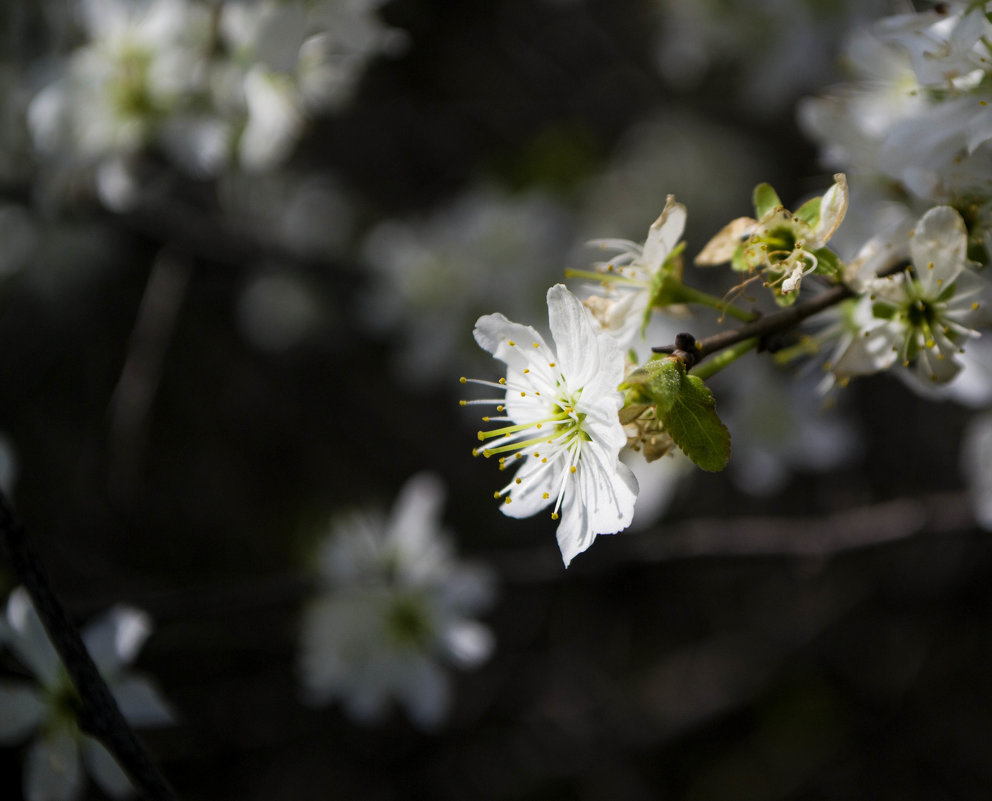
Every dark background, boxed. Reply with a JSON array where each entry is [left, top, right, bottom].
[[2, 0, 991, 798]]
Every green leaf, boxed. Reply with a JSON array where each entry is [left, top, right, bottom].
[[621, 359, 731, 472], [753, 183, 782, 219]]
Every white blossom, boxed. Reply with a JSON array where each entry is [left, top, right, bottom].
[[833, 205, 988, 387], [463, 284, 638, 566], [297, 473, 495, 729], [570, 195, 687, 351], [0, 588, 174, 801]]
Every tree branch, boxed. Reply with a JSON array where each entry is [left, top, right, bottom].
[[653, 283, 854, 364], [0, 490, 178, 801]]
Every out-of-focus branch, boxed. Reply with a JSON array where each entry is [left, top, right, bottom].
[[489, 491, 977, 582], [0, 490, 178, 801], [108, 250, 191, 495]]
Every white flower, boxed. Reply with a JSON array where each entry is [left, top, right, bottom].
[[874, 3, 992, 91], [28, 0, 210, 164], [362, 187, 574, 385], [833, 205, 988, 387], [0, 588, 174, 801], [570, 195, 687, 351], [297, 473, 495, 729], [463, 284, 638, 566]]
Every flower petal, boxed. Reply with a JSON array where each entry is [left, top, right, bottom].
[[440, 619, 495, 669], [25, 729, 82, 801], [547, 284, 603, 388], [111, 676, 176, 727], [807, 173, 848, 249], [0, 682, 46, 742], [911, 205, 967, 294], [82, 606, 152, 678], [640, 195, 686, 268], [82, 737, 133, 799], [6, 588, 62, 687]]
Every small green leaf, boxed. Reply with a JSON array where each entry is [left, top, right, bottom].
[[621, 359, 731, 472], [753, 183, 782, 219]]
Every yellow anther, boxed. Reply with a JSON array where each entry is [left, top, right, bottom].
[[551, 513, 559, 520], [459, 377, 467, 383], [477, 431, 485, 441], [533, 342, 540, 348], [493, 491, 501, 499], [521, 392, 526, 397], [927, 261, 934, 270], [541, 458, 547, 463], [536, 423, 542, 429], [497, 405, 505, 411], [569, 465, 577, 474], [504, 497, 512, 505], [523, 368, 530, 374], [542, 492, 549, 499], [508, 340, 516, 346], [459, 400, 467, 406], [482, 416, 490, 422], [499, 377, 506, 385], [549, 362, 556, 367], [515, 478, 522, 484]]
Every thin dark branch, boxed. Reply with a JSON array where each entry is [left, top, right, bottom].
[[653, 262, 908, 364], [0, 490, 178, 801], [486, 491, 975, 583], [693, 284, 852, 360]]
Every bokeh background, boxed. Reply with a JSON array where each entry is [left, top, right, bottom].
[[2, 0, 992, 798]]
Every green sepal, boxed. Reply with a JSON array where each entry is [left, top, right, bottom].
[[621, 358, 731, 472], [811, 247, 842, 280], [753, 183, 782, 219], [731, 245, 749, 273], [794, 196, 821, 227], [771, 285, 800, 307]]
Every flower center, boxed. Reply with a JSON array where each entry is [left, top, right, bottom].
[[461, 338, 591, 520]]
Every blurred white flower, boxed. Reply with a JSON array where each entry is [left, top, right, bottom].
[[801, 2, 992, 219], [652, 0, 891, 113], [362, 187, 576, 385], [28, 0, 211, 165], [718, 359, 859, 496], [298, 473, 495, 729], [0, 588, 174, 801], [464, 284, 638, 566], [29, 0, 399, 187]]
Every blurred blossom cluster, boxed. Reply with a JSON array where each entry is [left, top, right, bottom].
[[297, 474, 496, 729], [27, 0, 401, 207], [0, 588, 174, 801], [652, 0, 892, 112], [801, 1, 992, 256], [362, 188, 577, 385]]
